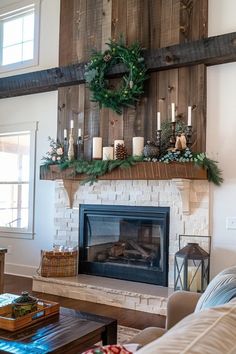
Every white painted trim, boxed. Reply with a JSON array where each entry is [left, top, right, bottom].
[[0, 0, 40, 73], [5, 262, 37, 277], [0, 121, 37, 134], [0, 121, 38, 239], [0, 1, 37, 17]]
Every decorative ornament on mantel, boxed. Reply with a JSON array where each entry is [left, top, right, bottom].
[[41, 109, 223, 188], [84, 37, 148, 115]]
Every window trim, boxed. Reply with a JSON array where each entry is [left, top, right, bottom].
[[0, 0, 40, 73], [0, 121, 38, 239]]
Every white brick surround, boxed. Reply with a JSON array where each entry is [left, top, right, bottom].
[[54, 179, 210, 288]]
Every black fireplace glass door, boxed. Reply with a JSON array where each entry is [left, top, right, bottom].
[[79, 205, 169, 286]]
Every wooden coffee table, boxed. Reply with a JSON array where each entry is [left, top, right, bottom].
[[0, 307, 117, 353]]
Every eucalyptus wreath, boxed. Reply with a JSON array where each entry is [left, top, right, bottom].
[[84, 38, 147, 115]]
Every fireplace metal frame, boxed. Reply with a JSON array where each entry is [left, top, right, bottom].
[[79, 204, 170, 286]]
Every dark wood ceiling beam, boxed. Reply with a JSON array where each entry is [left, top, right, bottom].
[[1, 31, 236, 99]]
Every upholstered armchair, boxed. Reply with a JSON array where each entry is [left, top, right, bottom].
[[130, 291, 202, 347]]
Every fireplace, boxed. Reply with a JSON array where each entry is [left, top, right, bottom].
[[79, 204, 169, 286]]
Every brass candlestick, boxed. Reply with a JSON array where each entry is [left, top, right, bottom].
[[68, 130, 75, 161]]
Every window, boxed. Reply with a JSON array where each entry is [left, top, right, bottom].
[[0, 122, 37, 238], [0, 0, 40, 72]]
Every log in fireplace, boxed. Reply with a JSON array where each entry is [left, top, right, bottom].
[[79, 204, 169, 286]]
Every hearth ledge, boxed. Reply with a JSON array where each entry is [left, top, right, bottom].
[[32, 274, 172, 315]]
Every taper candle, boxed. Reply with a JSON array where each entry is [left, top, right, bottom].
[[103, 147, 114, 160], [157, 112, 161, 130], [92, 137, 102, 159], [132, 137, 144, 156], [78, 128, 82, 137], [63, 129, 67, 139], [188, 106, 192, 126], [171, 103, 175, 122], [70, 119, 74, 129]]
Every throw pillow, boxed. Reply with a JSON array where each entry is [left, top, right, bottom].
[[83, 344, 140, 354], [136, 300, 236, 354], [195, 265, 236, 312]]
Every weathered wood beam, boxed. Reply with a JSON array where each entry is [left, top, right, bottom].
[[1, 31, 236, 99]]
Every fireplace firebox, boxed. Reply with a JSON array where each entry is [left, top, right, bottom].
[[79, 204, 169, 286]]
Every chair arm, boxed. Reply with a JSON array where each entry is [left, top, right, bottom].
[[166, 291, 202, 330], [127, 327, 166, 347]]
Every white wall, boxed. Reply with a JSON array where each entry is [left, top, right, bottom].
[[0, 0, 60, 276], [207, 0, 236, 276], [0, 0, 60, 77]]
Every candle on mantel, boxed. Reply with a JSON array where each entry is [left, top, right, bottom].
[[63, 129, 67, 139], [103, 147, 114, 160], [70, 119, 74, 129], [132, 137, 144, 156], [157, 112, 161, 130], [188, 106, 192, 126], [171, 103, 175, 122], [78, 128, 82, 137], [92, 137, 102, 159]]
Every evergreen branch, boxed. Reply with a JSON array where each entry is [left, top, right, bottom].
[[194, 154, 223, 186]]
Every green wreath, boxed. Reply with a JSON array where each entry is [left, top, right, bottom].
[[84, 39, 147, 115]]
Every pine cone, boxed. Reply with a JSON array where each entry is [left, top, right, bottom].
[[115, 143, 128, 160]]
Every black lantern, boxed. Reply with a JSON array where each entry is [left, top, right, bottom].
[[174, 241, 210, 293]]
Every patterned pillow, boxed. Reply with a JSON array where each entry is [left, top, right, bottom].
[[83, 344, 139, 354], [195, 266, 236, 312]]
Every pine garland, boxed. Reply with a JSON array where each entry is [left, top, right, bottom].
[[84, 38, 148, 115], [41, 139, 223, 186], [159, 149, 223, 186], [59, 156, 142, 185]]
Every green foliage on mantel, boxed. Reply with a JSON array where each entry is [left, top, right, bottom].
[[159, 149, 223, 186], [41, 137, 223, 185], [41, 152, 223, 186]]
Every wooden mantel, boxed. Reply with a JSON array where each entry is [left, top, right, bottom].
[[40, 162, 207, 181], [40, 162, 207, 213]]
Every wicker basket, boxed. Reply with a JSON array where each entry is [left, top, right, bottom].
[[39, 250, 78, 277]]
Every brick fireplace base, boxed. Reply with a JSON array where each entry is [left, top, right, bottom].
[[32, 274, 172, 315]]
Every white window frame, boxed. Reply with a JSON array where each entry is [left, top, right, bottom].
[[0, 121, 37, 239], [0, 0, 40, 73]]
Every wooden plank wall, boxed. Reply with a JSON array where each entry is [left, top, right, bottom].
[[58, 0, 208, 159]]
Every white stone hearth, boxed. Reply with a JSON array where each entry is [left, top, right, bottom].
[[53, 179, 210, 287], [33, 274, 171, 315]]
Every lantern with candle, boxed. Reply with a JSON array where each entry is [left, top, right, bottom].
[[174, 235, 210, 293]]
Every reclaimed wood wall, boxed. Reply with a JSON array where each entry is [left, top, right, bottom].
[[58, 0, 208, 159]]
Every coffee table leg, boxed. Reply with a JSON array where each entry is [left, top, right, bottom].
[[102, 320, 117, 345]]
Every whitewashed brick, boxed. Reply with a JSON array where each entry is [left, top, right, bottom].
[[53, 179, 210, 286]]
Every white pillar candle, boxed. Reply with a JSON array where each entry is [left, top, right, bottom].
[[132, 137, 144, 156], [63, 129, 67, 139], [78, 128, 82, 137], [102, 147, 114, 160], [70, 119, 74, 129], [188, 106, 192, 126], [171, 103, 175, 122], [157, 112, 161, 130], [92, 137, 102, 159]]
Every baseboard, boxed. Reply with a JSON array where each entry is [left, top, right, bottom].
[[5, 262, 37, 278]]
